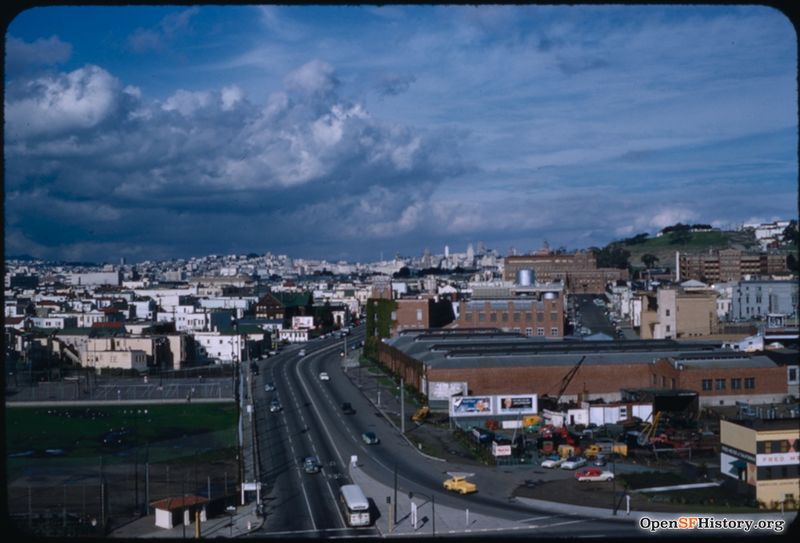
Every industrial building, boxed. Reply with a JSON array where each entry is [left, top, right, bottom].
[[503, 251, 628, 294], [377, 329, 791, 410]]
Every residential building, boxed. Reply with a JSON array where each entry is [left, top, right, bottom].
[[732, 280, 798, 321], [678, 250, 788, 283], [638, 287, 719, 339]]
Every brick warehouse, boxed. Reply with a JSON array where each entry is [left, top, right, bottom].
[[377, 330, 790, 408]]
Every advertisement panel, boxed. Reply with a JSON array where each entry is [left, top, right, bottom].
[[756, 452, 800, 466], [492, 442, 512, 457], [496, 395, 538, 415], [450, 396, 493, 417]]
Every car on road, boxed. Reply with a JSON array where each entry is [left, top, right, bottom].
[[264, 382, 276, 392], [303, 456, 322, 474], [561, 456, 587, 470], [540, 454, 564, 468], [443, 475, 477, 495], [575, 467, 614, 482], [299, 349, 306, 356], [341, 402, 356, 415], [319, 372, 330, 381], [269, 399, 282, 413], [361, 432, 379, 445]]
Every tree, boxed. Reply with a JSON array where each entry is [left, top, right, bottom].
[[593, 244, 631, 269], [393, 266, 412, 278], [782, 220, 799, 246], [641, 254, 659, 269]]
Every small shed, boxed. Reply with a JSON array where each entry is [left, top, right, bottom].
[[150, 496, 209, 529]]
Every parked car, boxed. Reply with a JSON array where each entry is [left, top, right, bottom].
[[575, 467, 614, 482], [560, 456, 587, 470], [593, 454, 608, 467], [540, 454, 564, 468], [361, 432, 380, 445], [303, 456, 321, 474], [319, 372, 330, 381], [443, 475, 477, 495], [264, 382, 276, 392], [341, 402, 355, 415], [299, 349, 306, 356], [269, 399, 282, 413]]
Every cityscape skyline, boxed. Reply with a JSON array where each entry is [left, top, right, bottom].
[[4, 5, 797, 263]]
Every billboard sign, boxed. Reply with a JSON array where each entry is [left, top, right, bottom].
[[429, 381, 468, 401], [450, 396, 492, 417], [497, 395, 538, 414]]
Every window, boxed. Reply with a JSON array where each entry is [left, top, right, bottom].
[[661, 376, 666, 387], [665, 309, 670, 317], [671, 378, 676, 389], [536, 327, 545, 336], [550, 312, 557, 322], [789, 367, 798, 383], [702, 379, 712, 391], [416, 309, 423, 322], [666, 325, 671, 332], [550, 327, 559, 336], [525, 327, 533, 337], [731, 378, 742, 390], [513, 327, 520, 333], [390, 311, 397, 320], [501, 313, 508, 322], [513, 312, 521, 322], [537, 312, 544, 322], [715, 379, 726, 390], [478, 313, 485, 322], [465, 313, 473, 322], [526, 313, 532, 322], [745, 377, 755, 389], [490, 313, 497, 322]]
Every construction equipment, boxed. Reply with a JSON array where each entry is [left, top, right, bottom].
[[637, 411, 663, 446], [411, 405, 430, 423], [544, 356, 587, 406]]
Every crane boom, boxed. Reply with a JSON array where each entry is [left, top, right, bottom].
[[554, 355, 586, 405]]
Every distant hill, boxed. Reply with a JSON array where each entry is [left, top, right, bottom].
[[615, 229, 759, 270]]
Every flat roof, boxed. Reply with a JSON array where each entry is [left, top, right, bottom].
[[726, 418, 800, 432]]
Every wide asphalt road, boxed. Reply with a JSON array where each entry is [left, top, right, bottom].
[[251, 326, 642, 538]]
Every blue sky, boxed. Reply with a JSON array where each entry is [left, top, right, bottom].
[[4, 5, 797, 263]]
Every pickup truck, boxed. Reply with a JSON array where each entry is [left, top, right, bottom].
[[443, 475, 477, 495]]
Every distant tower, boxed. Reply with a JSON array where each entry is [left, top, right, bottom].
[[120, 257, 126, 266], [445, 245, 450, 259], [466, 243, 475, 262]]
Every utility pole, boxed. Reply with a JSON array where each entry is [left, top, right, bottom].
[[393, 464, 398, 524], [400, 378, 405, 434]]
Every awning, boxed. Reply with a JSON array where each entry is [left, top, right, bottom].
[[728, 459, 747, 475]]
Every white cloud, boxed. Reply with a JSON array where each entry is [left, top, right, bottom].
[[220, 85, 244, 111], [5, 65, 120, 138], [284, 59, 338, 96], [161, 89, 212, 116]]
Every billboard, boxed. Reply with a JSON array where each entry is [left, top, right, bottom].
[[497, 395, 538, 415], [450, 396, 493, 417], [429, 381, 469, 401]]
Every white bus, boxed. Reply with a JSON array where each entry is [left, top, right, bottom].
[[339, 484, 371, 527]]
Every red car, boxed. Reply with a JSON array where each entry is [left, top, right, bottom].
[[575, 467, 614, 482]]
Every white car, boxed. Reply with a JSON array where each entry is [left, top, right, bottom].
[[540, 455, 565, 468], [560, 456, 587, 470], [575, 468, 615, 482], [319, 372, 330, 381]]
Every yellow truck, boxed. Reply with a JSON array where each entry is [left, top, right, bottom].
[[443, 475, 477, 495], [411, 405, 430, 423], [584, 442, 628, 458]]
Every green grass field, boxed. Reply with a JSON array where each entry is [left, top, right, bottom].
[[6, 403, 237, 464]]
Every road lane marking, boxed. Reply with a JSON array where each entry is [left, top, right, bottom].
[[540, 519, 589, 529], [518, 514, 564, 523]]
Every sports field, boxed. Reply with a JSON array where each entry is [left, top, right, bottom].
[[6, 403, 237, 472]]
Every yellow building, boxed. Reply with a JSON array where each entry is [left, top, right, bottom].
[[720, 418, 800, 508]]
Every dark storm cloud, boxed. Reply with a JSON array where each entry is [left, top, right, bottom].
[[4, 59, 464, 261]]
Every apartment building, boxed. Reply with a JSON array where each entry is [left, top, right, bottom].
[[678, 249, 788, 282], [638, 287, 719, 339], [731, 280, 798, 320]]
